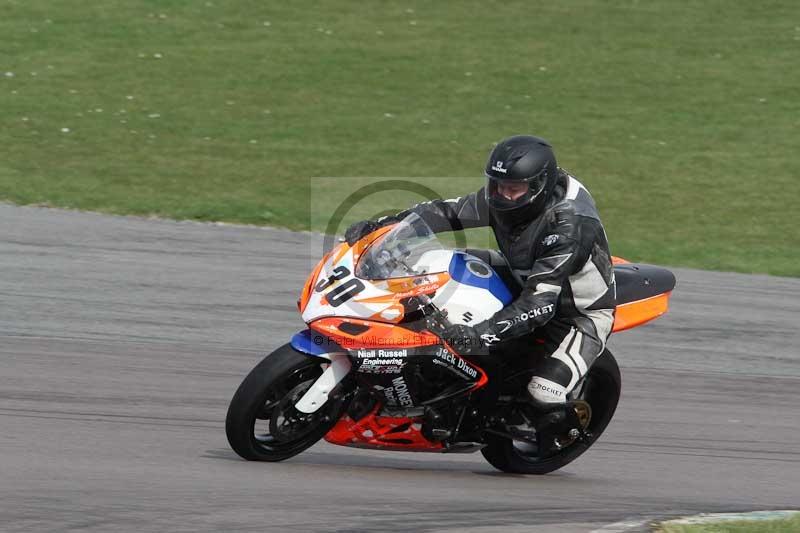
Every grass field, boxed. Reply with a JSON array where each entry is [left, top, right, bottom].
[[2, 1, 798, 275], [657, 513, 800, 533]]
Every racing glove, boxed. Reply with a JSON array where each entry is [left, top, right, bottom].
[[439, 323, 499, 356], [344, 220, 380, 246]]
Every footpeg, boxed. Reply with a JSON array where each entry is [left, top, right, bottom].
[[430, 428, 452, 440], [422, 407, 452, 442]]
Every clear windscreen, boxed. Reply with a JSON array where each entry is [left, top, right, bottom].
[[355, 214, 446, 280]]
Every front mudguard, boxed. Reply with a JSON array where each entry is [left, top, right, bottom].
[[291, 329, 347, 360], [290, 330, 352, 413]]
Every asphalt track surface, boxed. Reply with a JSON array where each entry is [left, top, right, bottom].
[[1, 203, 798, 532]]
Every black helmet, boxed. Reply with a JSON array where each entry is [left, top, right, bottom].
[[484, 135, 558, 226]]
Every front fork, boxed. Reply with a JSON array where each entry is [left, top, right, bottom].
[[294, 354, 352, 413], [289, 330, 353, 414]]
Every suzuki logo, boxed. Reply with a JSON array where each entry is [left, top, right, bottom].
[[491, 161, 508, 174]]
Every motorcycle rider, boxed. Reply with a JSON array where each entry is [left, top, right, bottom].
[[344, 135, 616, 456]]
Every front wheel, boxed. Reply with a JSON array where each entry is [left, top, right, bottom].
[[481, 349, 621, 474], [225, 343, 345, 461]]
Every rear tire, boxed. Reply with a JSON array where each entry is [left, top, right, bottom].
[[481, 349, 621, 474], [225, 344, 344, 461]]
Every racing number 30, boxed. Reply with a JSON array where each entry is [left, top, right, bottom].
[[314, 266, 365, 307]]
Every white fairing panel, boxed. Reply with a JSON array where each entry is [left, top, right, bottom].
[[432, 279, 505, 326]]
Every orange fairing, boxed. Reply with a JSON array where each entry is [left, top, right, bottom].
[[385, 273, 450, 294], [325, 405, 443, 451], [298, 251, 330, 312], [612, 292, 672, 333], [354, 273, 451, 307], [611, 256, 630, 265], [309, 317, 440, 349], [298, 226, 395, 313], [347, 224, 395, 265], [368, 304, 406, 323]]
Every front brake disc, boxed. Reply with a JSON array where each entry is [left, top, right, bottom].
[[269, 380, 318, 441]]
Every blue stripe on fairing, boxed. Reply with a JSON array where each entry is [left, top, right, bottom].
[[448, 252, 513, 305], [290, 330, 345, 358]]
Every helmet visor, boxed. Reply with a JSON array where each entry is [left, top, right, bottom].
[[485, 173, 547, 211]]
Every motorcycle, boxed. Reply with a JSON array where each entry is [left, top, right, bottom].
[[226, 214, 675, 474]]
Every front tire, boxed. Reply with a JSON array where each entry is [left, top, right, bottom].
[[225, 344, 344, 461], [481, 349, 621, 474]]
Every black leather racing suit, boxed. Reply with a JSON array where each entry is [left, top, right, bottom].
[[376, 170, 616, 403]]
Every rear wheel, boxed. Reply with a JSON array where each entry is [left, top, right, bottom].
[[225, 344, 345, 461], [481, 349, 621, 474]]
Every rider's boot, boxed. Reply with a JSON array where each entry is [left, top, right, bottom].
[[534, 401, 584, 458]]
